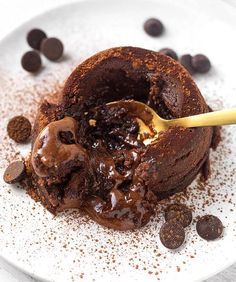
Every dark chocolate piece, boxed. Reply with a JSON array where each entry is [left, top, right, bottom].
[[7, 116, 31, 143], [165, 204, 192, 227], [21, 51, 42, 73], [27, 28, 47, 50], [144, 18, 164, 37], [159, 48, 178, 60], [192, 54, 211, 73], [41, 37, 64, 61], [160, 220, 185, 249], [196, 215, 223, 240], [3, 161, 26, 184]]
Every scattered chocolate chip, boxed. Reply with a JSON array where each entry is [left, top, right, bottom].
[[41, 37, 64, 61], [3, 161, 26, 184], [159, 220, 185, 249], [180, 54, 195, 75], [7, 116, 32, 143], [196, 215, 223, 240], [192, 54, 211, 73], [144, 18, 164, 37], [21, 51, 42, 73], [165, 204, 192, 228], [27, 28, 47, 50], [159, 48, 178, 60]]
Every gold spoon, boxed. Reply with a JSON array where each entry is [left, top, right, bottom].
[[106, 100, 236, 145]]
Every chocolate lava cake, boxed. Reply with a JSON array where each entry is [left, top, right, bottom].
[[24, 47, 219, 230]]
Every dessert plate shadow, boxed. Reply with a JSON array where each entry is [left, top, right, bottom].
[[0, 0, 236, 281]]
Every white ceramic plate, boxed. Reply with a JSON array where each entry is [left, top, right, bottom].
[[0, 0, 236, 281]]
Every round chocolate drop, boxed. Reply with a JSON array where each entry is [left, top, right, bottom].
[[7, 115, 32, 143], [21, 51, 42, 73], [160, 220, 185, 249], [3, 161, 26, 184], [196, 215, 223, 240], [144, 18, 164, 37], [159, 48, 178, 60], [192, 54, 211, 73], [41, 37, 64, 61], [165, 204, 192, 228], [27, 28, 47, 50]]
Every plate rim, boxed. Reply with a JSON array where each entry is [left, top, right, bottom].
[[0, 0, 236, 281]]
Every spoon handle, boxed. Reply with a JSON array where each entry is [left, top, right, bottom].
[[167, 108, 236, 128]]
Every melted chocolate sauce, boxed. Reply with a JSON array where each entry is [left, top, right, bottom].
[[31, 104, 155, 230]]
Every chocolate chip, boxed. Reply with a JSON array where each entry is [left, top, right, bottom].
[[159, 220, 185, 249], [27, 28, 47, 50], [180, 54, 195, 75], [144, 18, 164, 37], [159, 48, 178, 60], [41, 37, 64, 61], [165, 204, 192, 228], [3, 161, 26, 184], [7, 116, 32, 143], [196, 215, 223, 240], [192, 54, 211, 73], [21, 51, 42, 73]]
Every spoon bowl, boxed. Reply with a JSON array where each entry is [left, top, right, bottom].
[[107, 100, 236, 145]]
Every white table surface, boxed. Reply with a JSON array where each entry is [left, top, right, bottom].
[[0, 0, 235, 281]]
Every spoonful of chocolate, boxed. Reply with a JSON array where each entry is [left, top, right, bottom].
[[106, 100, 236, 145]]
